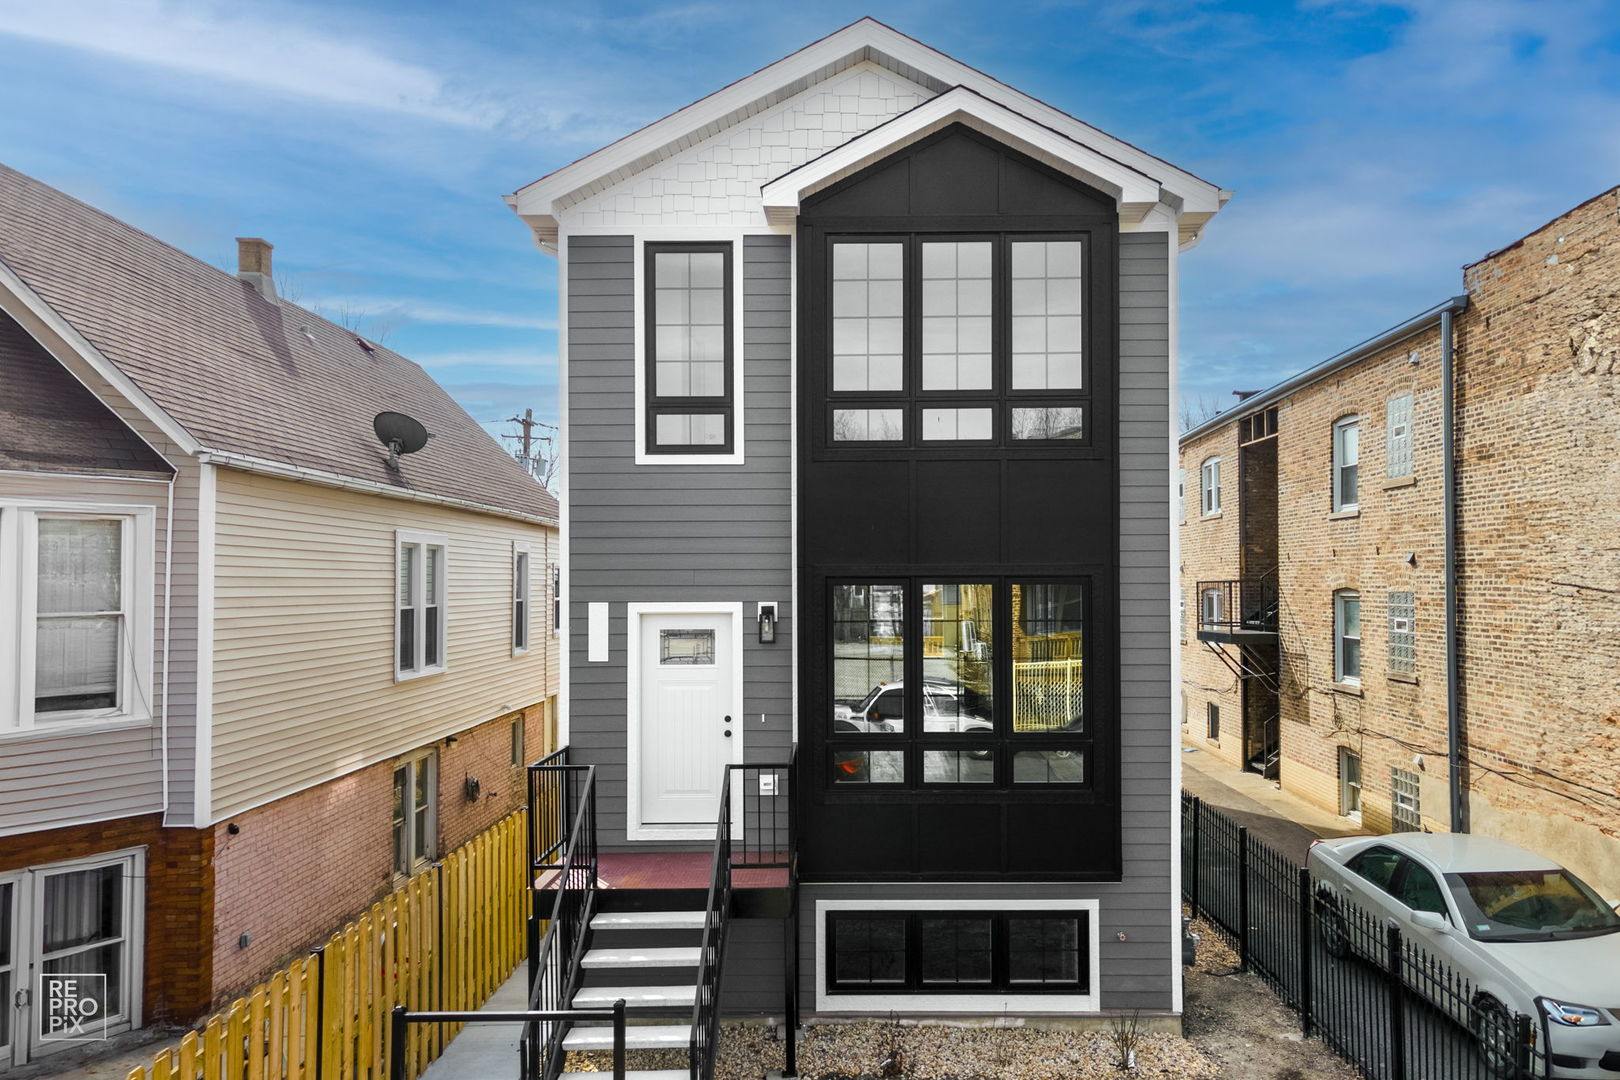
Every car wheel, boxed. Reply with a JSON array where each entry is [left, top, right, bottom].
[[968, 747, 993, 761], [1316, 896, 1350, 959], [1470, 996, 1520, 1078]]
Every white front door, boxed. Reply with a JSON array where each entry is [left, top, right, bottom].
[[638, 612, 735, 826]]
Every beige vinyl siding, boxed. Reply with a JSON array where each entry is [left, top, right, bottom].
[[210, 467, 559, 820]]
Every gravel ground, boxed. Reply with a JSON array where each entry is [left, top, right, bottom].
[[1181, 914, 1360, 1080], [568, 1016, 1218, 1079]]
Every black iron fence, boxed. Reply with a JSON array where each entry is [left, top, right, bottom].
[[1182, 795, 1550, 1080]]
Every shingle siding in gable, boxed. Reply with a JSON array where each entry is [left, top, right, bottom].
[[566, 234, 794, 849]]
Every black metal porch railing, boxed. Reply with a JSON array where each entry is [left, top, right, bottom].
[[526, 751, 599, 1080], [1182, 795, 1548, 1079], [692, 751, 800, 1080], [389, 1004, 627, 1080], [1195, 569, 1279, 635]]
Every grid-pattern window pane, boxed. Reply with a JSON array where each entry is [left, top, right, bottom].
[[831, 917, 907, 986], [653, 251, 727, 398], [1388, 591, 1415, 676], [1392, 767, 1421, 832], [831, 584, 906, 736], [922, 584, 994, 729], [39, 864, 129, 1025], [1010, 241, 1083, 390], [1386, 394, 1413, 479], [654, 413, 725, 448], [1010, 406, 1083, 440], [1012, 584, 1084, 734], [1333, 418, 1360, 510], [35, 518, 123, 714], [919, 917, 993, 985], [832, 242, 904, 392], [394, 755, 437, 875], [920, 407, 992, 441], [921, 241, 993, 391], [1008, 916, 1083, 986], [1335, 591, 1361, 683]]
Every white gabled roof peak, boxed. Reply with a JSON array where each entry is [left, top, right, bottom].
[[506, 17, 1227, 245]]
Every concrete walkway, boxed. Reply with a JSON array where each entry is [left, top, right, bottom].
[[420, 967, 529, 1080], [1180, 744, 1367, 864]]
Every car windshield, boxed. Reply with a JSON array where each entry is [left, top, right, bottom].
[[1445, 869, 1620, 942]]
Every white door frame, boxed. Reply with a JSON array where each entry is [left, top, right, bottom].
[[625, 602, 745, 841]]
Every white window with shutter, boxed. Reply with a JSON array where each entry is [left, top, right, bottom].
[[396, 530, 448, 679], [1386, 393, 1413, 479], [1, 503, 155, 731]]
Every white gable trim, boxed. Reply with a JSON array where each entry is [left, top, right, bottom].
[[760, 86, 1164, 225], [508, 18, 1226, 242], [0, 261, 200, 457]]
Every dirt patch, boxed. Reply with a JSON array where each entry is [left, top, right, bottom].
[[1181, 916, 1358, 1080]]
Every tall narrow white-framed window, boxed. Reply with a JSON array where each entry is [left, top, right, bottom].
[[1200, 457, 1221, 516], [513, 543, 532, 655], [391, 750, 437, 878], [1332, 416, 1360, 511], [1199, 587, 1224, 630], [551, 564, 561, 638], [1334, 589, 1361, 684], [2, 504, 155, 732], [1386, 394, 1413, 479], [396, 530, 448, 680]]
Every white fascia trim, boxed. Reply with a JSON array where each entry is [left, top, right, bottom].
[[511, 19, 1224, 230], [761, 87, 1162, 221], [193, 461, 215, 827], [0, 259, 199, 457], [624, 601, 745, 842], [815, 898, 1102, 1014], [788, 226, 799, 749], [632, 232, 747, 467], [195, 450, 558, 527], [557, 222, 571, 746]]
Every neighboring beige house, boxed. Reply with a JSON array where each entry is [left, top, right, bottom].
[[0, 163, 558, 1065], [1179, 185, 1620, 898]]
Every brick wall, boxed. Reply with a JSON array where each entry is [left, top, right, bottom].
[[1179, 424, 1245, 768], [1455, 186, 1620, 895], [0, 814, 213, 1024], [209, 700, 548, 1002]]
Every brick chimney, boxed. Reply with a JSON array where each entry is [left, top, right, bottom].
[[235, 237, 276, 300]]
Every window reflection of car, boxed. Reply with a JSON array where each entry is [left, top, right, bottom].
[[1308, 832, 1620, 1078], [833, 681, 992, 748]]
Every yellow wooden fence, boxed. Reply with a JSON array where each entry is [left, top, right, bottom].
[[126, 810, 529, 1080]]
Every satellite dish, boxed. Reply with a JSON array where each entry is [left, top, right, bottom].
[[374, 412, 430, 466]]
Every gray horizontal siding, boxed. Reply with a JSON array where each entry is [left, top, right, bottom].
[[566, 234, 794, 850]]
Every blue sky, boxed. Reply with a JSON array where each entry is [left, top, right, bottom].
[[2, 1, 1618, 441]]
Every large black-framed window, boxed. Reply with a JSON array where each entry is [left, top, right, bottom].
[[827, 910, 1090, 994], [645, 241, 733, 454], [826, 577, 1093, 791], [820, 231, 1092, 452]]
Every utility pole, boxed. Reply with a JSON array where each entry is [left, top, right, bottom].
[[500, 409, 558, 486]]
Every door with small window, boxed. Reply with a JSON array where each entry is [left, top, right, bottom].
[[637, 613, 737, 827]]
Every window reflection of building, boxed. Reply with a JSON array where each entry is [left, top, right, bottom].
[[1011, 583, 1085, 733]]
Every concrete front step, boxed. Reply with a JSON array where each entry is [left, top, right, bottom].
[[590, 911, 707, 932], [572, 983, 697, 1009], [582, 946, 701, 969], [561, 1023, 693, 1051]]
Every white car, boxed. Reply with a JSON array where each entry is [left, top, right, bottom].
[[833, 680, 992, 748], [1308, 832, 1620, 1078]]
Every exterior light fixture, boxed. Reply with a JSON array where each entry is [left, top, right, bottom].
[[758, 602, 778, 644]]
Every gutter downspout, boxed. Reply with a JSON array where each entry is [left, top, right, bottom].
[[1442, 303, 1466, 833]]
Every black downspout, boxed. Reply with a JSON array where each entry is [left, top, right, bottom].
[[1442, 301, 1468, 834]]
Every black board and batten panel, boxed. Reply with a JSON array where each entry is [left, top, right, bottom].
[[565, 234, 794, 849]]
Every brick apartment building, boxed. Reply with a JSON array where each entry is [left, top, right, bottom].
[[1180, 186, 1620, 898]]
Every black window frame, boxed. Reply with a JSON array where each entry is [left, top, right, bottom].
[[818, 231, 1096, 454], [823, 575, 1095, 793], [644, 241, 735, 455], [826, 909, 1090, 995]]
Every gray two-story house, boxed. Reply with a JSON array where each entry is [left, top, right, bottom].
[[506, 18, 1226, 1032]]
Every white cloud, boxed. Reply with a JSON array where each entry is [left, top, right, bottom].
[[0, 0, 496, 126], [304, 294, 555, 332], [416, 347, 558, 373]]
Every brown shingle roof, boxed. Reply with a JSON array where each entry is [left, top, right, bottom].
[[0, 308, 173, 477], [0, 164, 556, 523]]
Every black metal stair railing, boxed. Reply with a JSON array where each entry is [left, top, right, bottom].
[[691, 750, 799, 1080], [525, 749, 600, 1080]]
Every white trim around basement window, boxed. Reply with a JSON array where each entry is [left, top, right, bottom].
[[815, 897, 1102, 1014]]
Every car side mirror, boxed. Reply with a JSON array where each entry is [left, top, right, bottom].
[[1411, 910, 1449, 932]]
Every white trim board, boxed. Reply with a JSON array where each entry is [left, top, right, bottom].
[[624, 601, 745, 842], [814, 897, 1102, 1014]]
